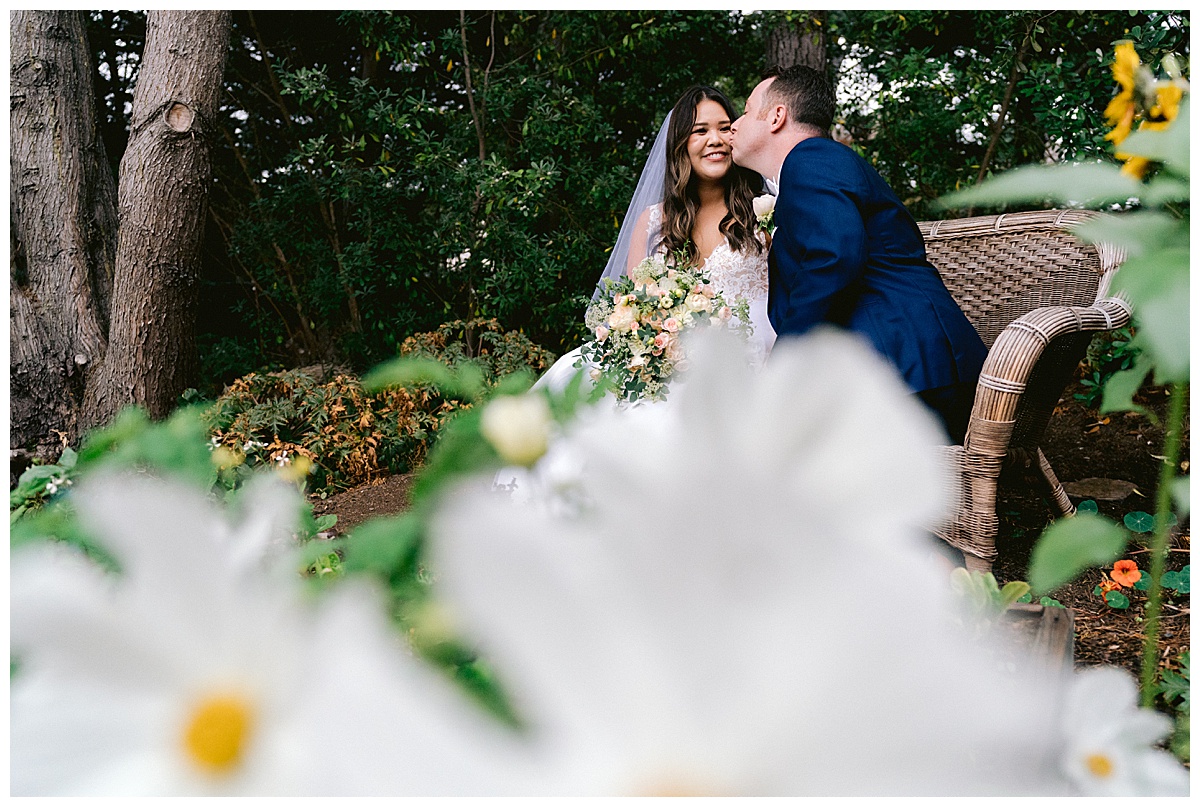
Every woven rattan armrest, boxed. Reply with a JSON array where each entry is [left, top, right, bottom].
[[966, 296, 1132, 438], [940, 295, 1133, 569]]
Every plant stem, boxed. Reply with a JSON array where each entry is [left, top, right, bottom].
[[1139, 381, 1187, 708]]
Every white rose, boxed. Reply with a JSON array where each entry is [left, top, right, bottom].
[[753, 194, 776, 218], [685, 293, 712, 313], [480, 394, 552, 467]]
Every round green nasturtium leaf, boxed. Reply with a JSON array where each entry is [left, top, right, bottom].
[[1123, 511, 1156, 533], [1104, 590, 1131, 609], [1077, 499, 1100, 514], [1161, 570, 1182, 591], [1133, 575, 1151, 591]]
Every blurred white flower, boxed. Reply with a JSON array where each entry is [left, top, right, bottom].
[[10, 473, 529, 796], [1059, 666, 1189, 795], [431, 329, 1062, 795], [480, 393, 553, 467]]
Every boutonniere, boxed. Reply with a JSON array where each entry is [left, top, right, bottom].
[[753, 193, 776, 234]]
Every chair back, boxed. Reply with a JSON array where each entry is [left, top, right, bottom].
[[919, 210, 1122, 349]]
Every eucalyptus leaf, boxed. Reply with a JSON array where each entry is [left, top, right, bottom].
[[1028, 512, 1129, 595], [935, 162, 1142, 210]]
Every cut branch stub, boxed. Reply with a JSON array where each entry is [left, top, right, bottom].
[[165, 102, 195, 132]]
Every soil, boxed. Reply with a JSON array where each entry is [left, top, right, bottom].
[[310, 378, 1190, 681]]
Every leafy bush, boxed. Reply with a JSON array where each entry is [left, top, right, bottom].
[[203, 319, 555, 496], [1075, 326, 1140, 410]]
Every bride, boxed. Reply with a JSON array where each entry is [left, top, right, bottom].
[[494, 86, 774, 498], [536, 84, 775, 395]]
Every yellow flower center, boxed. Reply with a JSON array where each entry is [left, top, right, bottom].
[[183, 694, 255, 774], [1085, 753, 1115, 779]]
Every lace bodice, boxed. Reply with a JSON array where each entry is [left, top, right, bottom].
[[646, 205, 769, 301]]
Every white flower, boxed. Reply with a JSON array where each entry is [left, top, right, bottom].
[[10, 473, 528, 796], [752, 194, 776, 219], [430, 329, 1058, 795], [753, 194, 776, 231], [1059, 666, 1189, 795], [607, 301, 637, 332], [684, 293, 711, 314], [480, 393, 553, 467]]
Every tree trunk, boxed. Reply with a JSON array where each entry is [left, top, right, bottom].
[[83, 10, 231, 429], [766, 11, 827, 73], [10, 11, 117, 457]]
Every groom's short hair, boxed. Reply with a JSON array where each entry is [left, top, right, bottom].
[[763, 64, 834, 135]]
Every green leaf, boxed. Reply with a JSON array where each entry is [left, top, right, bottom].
[[57, 447, 78, 471], [1104, 590, 1131, 609], [1017, 591, 1033, 603], [999, 580, 1032, 608], [313, 513, 338, 532], [363, 356, 455, 391], [935, 162, 1143, 211], [1112, 245, 1190, 383], [1039, 596, 1065, 609], [1171, 478, 1190, 519], [1140, 174, 1191, 206], [1100, 355, 1153, 415], [1161, 570, 1181, 590], [1134, 574, 1151, 591], [1123, 511, 1156, 533], [1028, 512, 1129, 595], [341, 513, 423, 577], [1069, 210, 1182, 259], [1077, 499, 1100, 514]]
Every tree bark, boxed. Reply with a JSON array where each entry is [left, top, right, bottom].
[[766, 11, 827, 73], [83, 10, 231, 428], [10, 11, 117, 456]]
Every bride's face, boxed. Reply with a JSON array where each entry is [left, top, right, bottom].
[[686, 99, 733, 183]]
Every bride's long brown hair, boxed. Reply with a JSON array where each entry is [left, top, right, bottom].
[[659, 85, 763, 266]]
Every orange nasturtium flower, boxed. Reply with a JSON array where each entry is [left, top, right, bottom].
[[1111, 559, 1142, 588], [1098, 579, 1123, 595]]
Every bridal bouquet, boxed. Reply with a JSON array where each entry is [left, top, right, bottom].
[[580, 255, 752, 402]]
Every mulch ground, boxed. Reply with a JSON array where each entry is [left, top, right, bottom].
[[311, 378, 1190, 681]]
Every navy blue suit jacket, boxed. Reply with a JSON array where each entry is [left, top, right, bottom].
[[768, 137, 987, 394]]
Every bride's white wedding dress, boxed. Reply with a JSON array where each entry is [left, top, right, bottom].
[[494, 207, 774, 500], [535, 205, 776, 394]]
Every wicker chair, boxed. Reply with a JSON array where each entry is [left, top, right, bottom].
[[920, 209, 1131, 572]]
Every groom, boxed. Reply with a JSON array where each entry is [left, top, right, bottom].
[[730, 65, 987, 444]]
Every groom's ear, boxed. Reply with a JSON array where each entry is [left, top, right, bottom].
[[768, 103, 788, 133]]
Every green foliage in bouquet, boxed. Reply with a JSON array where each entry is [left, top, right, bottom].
[[581, 255, 752, 402]]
